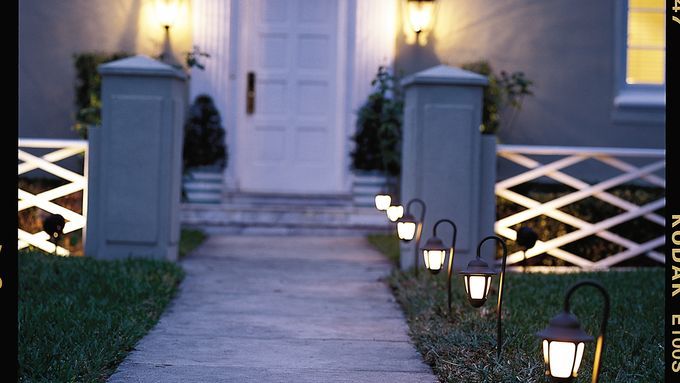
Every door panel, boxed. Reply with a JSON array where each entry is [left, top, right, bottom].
[[240, 0, 340, 194]]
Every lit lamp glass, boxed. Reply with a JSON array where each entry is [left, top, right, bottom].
[[459, 257, 496, 308], [396, 214, 418, 241], [407, 0, 435, 34], [375, 194, 392, 211], [536, 312, 593, 381], [155, 0, 180, 27], [386, 205, 404, 222], [421, 236, 447, 274]]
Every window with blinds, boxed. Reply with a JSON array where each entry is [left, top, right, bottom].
[[626, 0, 665, 85]]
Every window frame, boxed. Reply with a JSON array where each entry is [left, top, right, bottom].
[[612, 0, 665, 125]]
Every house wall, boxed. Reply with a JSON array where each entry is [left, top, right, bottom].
[[19, 0, 192, 139], [394, 0, 665, 151]]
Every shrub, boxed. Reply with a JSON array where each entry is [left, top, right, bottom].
[[182, 94, 227, 171], [72, 52, 133, 139], [461, 60, 533, 135], [350, 66, 403, 177]]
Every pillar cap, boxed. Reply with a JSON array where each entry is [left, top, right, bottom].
[[401, 64, 488, 88], [98, 55, 186, 79]]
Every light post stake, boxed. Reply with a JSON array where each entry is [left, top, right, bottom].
[[431, 219, 457, 311], [406, 198, 427, 277]]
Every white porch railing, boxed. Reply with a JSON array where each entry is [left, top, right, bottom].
[[495, 145, 665, 270], [18, 138, 88, 256]]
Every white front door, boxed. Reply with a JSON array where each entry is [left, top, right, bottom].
[[236, 0, 344, 194]]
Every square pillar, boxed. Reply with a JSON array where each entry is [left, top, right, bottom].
[[85, 55, 187, 261], [399, 65, 494, 271]]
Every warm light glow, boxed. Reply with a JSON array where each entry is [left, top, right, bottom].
[[375, 194, 392, 211], [548, 341, 585, 378], [542, 340, 550, 365], [397, 221, 417, 241], [423, 249, 445, 271], [386, 205, 404, 222], [407, 0, 435, 33], [464, 275, 491, 300], [155, 0, 180, 27], [626, 0, 665, 84]]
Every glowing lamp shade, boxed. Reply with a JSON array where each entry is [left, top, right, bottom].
[[536, 312, 594, 381], [155, 0, 180, 27], [375, 194, 392, 211], [386, 205, 404, 222], [421, 236, 447, 274], [407, 0, 435, 33], [397, 214, 418, 241], [459, 257, 497, 308]]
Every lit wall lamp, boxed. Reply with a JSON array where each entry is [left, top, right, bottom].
[[386, 202, 404, 222], [420, 219, 458, 312], [396, 198, 426, 277], [407, 0, 436, 35], [459, 235, 508, 358], [155, 0, 183, 68], [536, 280, 610, 383]]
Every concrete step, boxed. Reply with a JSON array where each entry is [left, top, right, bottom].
[[181, 194, 393, 235]]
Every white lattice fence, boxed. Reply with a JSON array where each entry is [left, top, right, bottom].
[[18, 139, 88, 256], [495, 145, 665, 270]]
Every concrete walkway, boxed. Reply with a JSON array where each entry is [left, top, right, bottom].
[[108, 236, 437, 383]]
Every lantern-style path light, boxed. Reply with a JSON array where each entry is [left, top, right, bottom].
[[420, 219, 458, 311], [396, 198, 426, 277], [386, 201, 405, 222], [374, 192, 392, 211], [459, 235, 508, 358], [517, 226, 538, 264], [537, 280, 610, 383]]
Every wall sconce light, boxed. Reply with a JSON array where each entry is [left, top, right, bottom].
[[386, 203, 405, 222], [459, 235, 508, 358], [155, 0, 183, 68], [536, 280, 610, 383], [375, 192, 392, 211], [406, 0, 436, 35], [420, 219, 458, 311], [396, 198, 426, 277]]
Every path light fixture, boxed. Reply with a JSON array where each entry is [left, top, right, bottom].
[[517, 226, 538, 264], [374, 192, 392, 211], [43, 213, 66, 255], [155, 0, 183, 68], [420, 219, 457, 311], [396, 198, 426, 276], [386, 203, 404, 222], [537, 280, 610, 383], [406, 0, 436, 35], [459, 235, 508, 358]]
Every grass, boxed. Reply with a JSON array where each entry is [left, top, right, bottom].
[[369, 234, 664, 383], [179, 228, 207, 258], [18, 228, 207, 382]]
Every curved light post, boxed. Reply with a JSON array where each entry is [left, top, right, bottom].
[[459, 235, 508, 358], [420, 219, 458, 311], [536, 280, 610, 383], [396, 198, 426, 276]]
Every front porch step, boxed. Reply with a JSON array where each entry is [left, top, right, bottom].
[[180, 194, 392, 236]]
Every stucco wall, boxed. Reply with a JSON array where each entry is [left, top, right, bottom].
[[19, 0, 192, 139], [394, 0, 665, 150]]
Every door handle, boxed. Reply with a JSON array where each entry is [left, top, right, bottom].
[[246, 72, 255, 115]]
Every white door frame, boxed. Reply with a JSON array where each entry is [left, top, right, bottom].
[[230, 0, 351, 195]]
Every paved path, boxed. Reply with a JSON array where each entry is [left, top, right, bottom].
[[108, 236, 437, 383]]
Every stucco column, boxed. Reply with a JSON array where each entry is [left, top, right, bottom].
[[399, 65, 493, 271], [85, 55, 187, 261]]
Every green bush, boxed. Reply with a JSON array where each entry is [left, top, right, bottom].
[[461, 60, 533, 135], [182, 94, 227, 171], [350, 66, 403, 177], [72, 52, 133, 139]]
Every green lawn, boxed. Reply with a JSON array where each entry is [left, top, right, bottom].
[[179, 228, 207, 258], [369, 234, 664, 383], [19, 229, 206, 382]]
